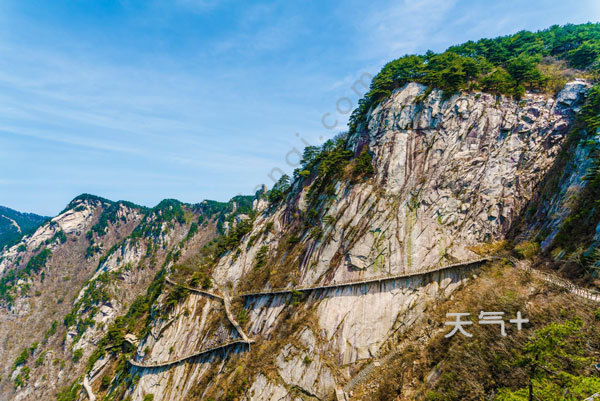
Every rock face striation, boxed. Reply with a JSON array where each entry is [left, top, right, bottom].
[[0, 80, 594, 401], [0, 196, 226, 401], [126, 81, 590, 400]]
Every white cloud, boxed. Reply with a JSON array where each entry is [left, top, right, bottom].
[[356, 0, 458, 60]]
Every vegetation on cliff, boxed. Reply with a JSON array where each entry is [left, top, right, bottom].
[[361, 262, 600, 401], [349, 23, 600, 133], [0, 206, 48, 250]]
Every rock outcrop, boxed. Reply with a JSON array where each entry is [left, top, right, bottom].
[[120, 81, 591, 400], [0, 79, 594, 401]]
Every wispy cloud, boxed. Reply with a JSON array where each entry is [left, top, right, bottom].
[[1, 0, 599, 215]]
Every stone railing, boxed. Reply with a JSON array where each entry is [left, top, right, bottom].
[[130, 280, 253, 369], [513, 259, 600, 303], [130, 255, 599, 370], [129, 339, 250, 369], [238, 257, 494, 297]]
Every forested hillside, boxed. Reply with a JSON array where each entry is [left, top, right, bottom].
[[0, 206, 48, 250]]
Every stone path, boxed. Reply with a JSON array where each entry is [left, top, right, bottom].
[[129, 256, 599, 371], [342, 347, 405, 395], [513, 259, 600, 303], [129, 281, 254, 369], [239, 257, 494, 297], [164, 277, 223, 300], [128, 339, 250, 369], [223, 292, 254, 344], [83, 375, 96, 401], [339, 257, 600, 399]]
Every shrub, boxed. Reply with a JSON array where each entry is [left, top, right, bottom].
[[101, 375, 111, 389], [305, 137, 354, 206], [267, 175, 291, 203], [289, 290, 304, 306], [72, 349, 83, 363], [35, 355, 44, 367], [237, 309, 248, 325], [353, 149, 374, 178], [166, 284, 189, 306], [514, 241, 540, 259], [310, 227, 322, 240], [254, 246, 269, 269], [186, 223, 198, 241], [287, 235, 301, 246], [56, 381, 81, 401], [52, 230, 67, 244], [13, 366, 30, 389], [13, 349, 29, 369]]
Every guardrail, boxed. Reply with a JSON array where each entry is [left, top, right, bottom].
[[238, 257, 494, 297], [131, 255, 599, 370], [129, 339, 251, 369], [513, 260, 600, 303], [130, 281, 254, 369], [165, 277, 224, 300]]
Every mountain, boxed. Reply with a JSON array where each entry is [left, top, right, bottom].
[[0, 206, 48, 250], [2, 23, 600, 401]]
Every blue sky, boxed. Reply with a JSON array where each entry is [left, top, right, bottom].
[[1, 0, 599, 216]]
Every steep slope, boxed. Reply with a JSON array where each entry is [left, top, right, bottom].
[[4, 23, 600, 401], [349, 260, 600, 400], [0, 206, 48, 250], [0, 195, 146, 400], [80, 79, 593, 401], [0, 194, 253, 401]]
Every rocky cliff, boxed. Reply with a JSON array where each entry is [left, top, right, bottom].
[[1, 66, 599, 401], [52, 80, 591, 401], [0, 195, 257, 400]]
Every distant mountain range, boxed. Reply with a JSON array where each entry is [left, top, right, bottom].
[[0, 206, 48, 250], [2, 23, 600, 401]]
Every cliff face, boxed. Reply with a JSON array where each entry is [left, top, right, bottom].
[[122, 81, 590, 401], [0, 80, 595, 401], [0, 197, 230, 401]]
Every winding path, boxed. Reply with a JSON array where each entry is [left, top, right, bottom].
[[128, 339, 250, 369], [129, 256, 599, 370], [223, 292, 254, 343], [513, 259, 600, 302], [339, 257, 600, 399], [129, 280, 254, 368], [239, 257, 495, 297], [83, 375, 96, 401], [164, 277, 223, 300]]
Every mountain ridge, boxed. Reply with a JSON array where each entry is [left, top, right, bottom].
[[0, 205, 48, 251], [2, 22, 600, 401]]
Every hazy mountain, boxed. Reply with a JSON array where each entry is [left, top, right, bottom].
[[0, 206, 48, 250]]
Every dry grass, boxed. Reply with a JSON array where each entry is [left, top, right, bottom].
[[468, 240, 510, 256], [352, 261, 600, 400]]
